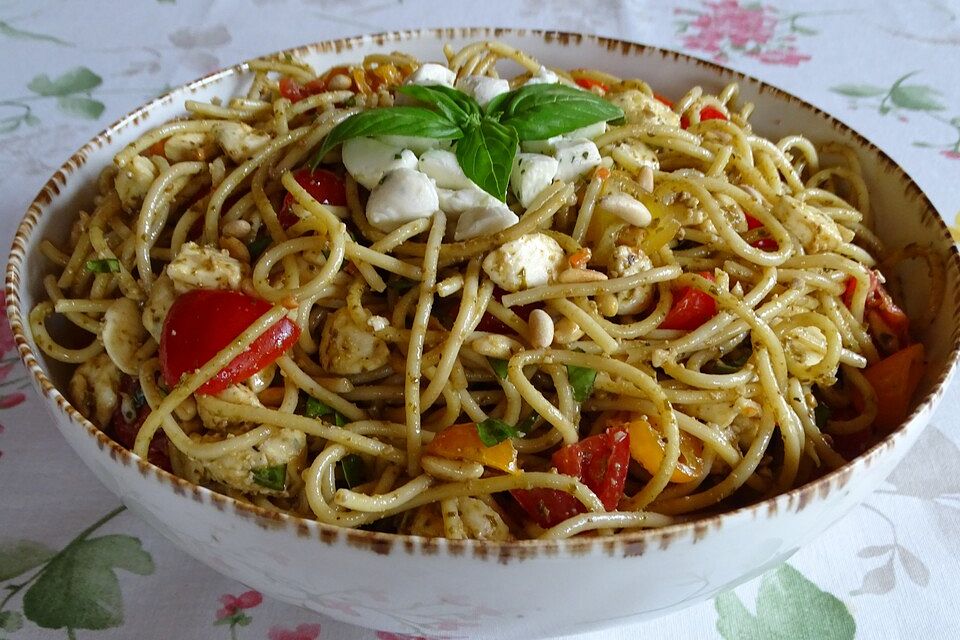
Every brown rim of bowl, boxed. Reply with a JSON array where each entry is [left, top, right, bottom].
[[6, 27, 960, 559]]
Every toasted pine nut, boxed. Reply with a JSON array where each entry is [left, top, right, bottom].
[[327, 74, 352, 90], [221, 236, 250, 263], [222, 219, 252, 238], [470, 333, 520, 360], [600, 192, 653, 228], [639, 165, 654, 193], [528, 309, 555, 348], [558, 268, 608, 284], [553, 317, 584, 344], [258, 386, 286, 407], [597, 291, 619, 317]]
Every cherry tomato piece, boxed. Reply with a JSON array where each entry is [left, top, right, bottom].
[[111, 377, 171, 471], [659, 272, 717, 331], [574, 77, 608, 92], [278, 168, 347, 228], [160, 290, 300, 395], [680, 105, 728, 129]]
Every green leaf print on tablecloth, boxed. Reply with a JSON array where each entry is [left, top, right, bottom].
[[0, 506, 154, 638], [715, 564, 855, 639], [0, 65, 105, 134], [0, 20, 72, 46]]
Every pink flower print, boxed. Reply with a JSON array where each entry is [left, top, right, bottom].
[[0, 308, 16, 358], [747, 46, 811, 66], [268, 622, 322, 640], [682, 1, 777, 55], [0, 393, 26, 409], [216, 589, 263, 619], [941, 150, 960, 159]]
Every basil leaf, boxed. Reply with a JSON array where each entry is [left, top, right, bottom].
[[566, 364, 597, 402], [303, 396, 347, 426], [247, 235, 271, 262], [814, 403, 831, 429], [397, 84, 481, 128], [516, 411, 540, 434], [85, 258, 120, 273], [490, 84, 624, 141], [456, 117, 518, 201], [707, 341, 753, 374], [339, 454, 366, 489], [311, 106, 463, 166], [487, 357, 509, 380], [476, 418, 521, 446], [251, 464, 286, 491]]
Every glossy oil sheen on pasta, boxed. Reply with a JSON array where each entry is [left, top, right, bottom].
[[30, 40, 938, 541]]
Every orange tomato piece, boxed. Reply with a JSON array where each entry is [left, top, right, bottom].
[[613, 413, 703, 482], [862, 343, 925, 432], [424, 423, 518, 473]]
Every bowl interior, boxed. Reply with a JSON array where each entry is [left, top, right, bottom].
[[8, 28, 960, 533]]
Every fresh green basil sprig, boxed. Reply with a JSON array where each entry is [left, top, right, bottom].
[[310, 82, 624, 201]]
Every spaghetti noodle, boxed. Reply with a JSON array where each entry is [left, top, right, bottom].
[[31, 41, 934, 540]]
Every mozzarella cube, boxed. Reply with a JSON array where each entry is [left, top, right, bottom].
[[342, 138, 417, 190], [454, 204, 519, 241], [481, 233, 566, 292], [365, 168, 439, 232], [166, 241, 243, 294], [554, 138, 601, 182], [418, 149, 473, 189], [525, 65, 560, 86], [611, 141, 659, 172], [437, 186, 501, 218], [319, 307, 391, 374], [115, 155, 157, 212], [455, 75, 511, 107], [607, 89, 681, 127], [406, 62, 456, 87], [163, 132, 213, 162], [510, 153, 559, 208], [211, 122, 271, 164]]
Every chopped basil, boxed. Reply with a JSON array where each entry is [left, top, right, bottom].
[[387, 277, 416, 293], [339, 454, 366, 489], [304, 396, 347, 426], [567, 364, 597, 402], [476, 417, 522, 446], [251, 464, 286, 491], [247, 235, 271, 262], [487, 357, 509, 380], [516, 411, 540, 434], [85, 258, 120, 273]]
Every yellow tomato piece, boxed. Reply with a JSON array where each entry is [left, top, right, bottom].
[[619, 414, 703, 483], [424, 423, 518, 474]]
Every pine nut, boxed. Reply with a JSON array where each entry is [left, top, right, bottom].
[[553, 317, 584, 344], [327, 74, 353, 90], [600, 192, 653, 228], [528, 309, 555, 348], [639, 165, 654, 193], [597, 291, 619, 317], [470, 334, 518, 359], [222, 219, 252, 238], [221, 236, 250, 263], [558, 267, 608, 284]]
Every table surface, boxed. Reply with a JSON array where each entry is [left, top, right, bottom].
[[1, 1, 959, 638]]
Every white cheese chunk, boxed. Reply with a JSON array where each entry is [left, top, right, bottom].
[[454, 204, 519, 241], [554, 138, 601, 182], [365, 168, 439, 232], [510, 153, 559, 208], [115, 155, 157, 212], [163, 132, 212, 162], [481, 233, 566, 292], [319, 307, 391, 374], [437, 186, 501, 218], [455, 75, 510, 107], [166, 241, 243, 294], [610, 141, 659, 172], [418, 149, 473, 189], [524, 65, 560, 86], [406, 62, 456, 87], [342, 137, 417, 190], [211, 122, 271, 164]]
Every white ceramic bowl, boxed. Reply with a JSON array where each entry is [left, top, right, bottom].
[[6, 29, 960, 639]]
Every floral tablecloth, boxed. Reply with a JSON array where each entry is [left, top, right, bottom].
[[1, 1, 959, 638]]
